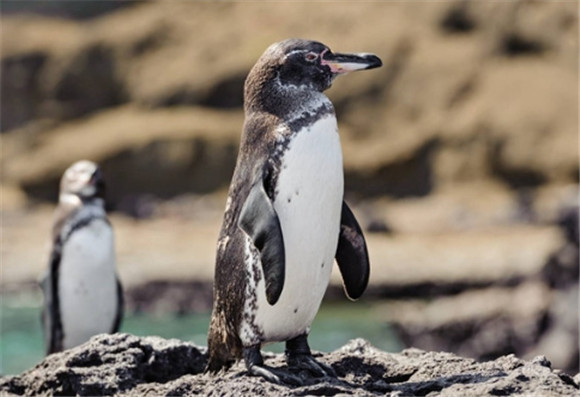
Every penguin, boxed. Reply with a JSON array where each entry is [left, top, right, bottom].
[[207, 39, 381, 383], [41, 160, 123, 354]]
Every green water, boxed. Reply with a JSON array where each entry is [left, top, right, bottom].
[[1, 300, 400, 376]]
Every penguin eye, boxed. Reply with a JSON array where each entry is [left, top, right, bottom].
[[304, 52, 318, 62]]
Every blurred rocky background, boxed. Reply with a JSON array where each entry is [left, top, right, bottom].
[[2, 0, 578, 375]]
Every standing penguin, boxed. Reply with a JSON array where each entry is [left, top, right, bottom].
[[207, 39, 381, 383], [41, 160, 123, 354]]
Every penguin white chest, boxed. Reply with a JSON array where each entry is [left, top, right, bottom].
[[58, 219, 118, 349], [252, 115, 344, 342]]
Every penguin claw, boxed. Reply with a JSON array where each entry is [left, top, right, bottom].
[[287, 354, 337, 378], [243, 344, 303, 385], [247, 365, 281, 383], [248, 364, 303, 386]]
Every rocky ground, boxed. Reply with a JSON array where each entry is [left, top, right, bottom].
[[1, 0, 579, 384], [1, 334, 579, 396]]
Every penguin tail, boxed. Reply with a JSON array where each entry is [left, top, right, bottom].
[[205, 353, 234, 375], [205, 335, 236, 374], [205, 310, 239, 374]]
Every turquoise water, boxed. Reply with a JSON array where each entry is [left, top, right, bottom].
[[1, 300, 400, 376]]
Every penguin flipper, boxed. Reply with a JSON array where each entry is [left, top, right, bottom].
[[39, 269, 53, 354], [335, 201, 370, 300], [42, 243, 64, 355], [111, 277, 124, 333], [238, 175, 285, 305]]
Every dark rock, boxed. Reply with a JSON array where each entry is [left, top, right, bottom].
[[0, 1, 136, 20], [500, 33, 546, 57], [158, 71, 246, 109], [542, 243, 578, 290], [532, 355, 552, 368], [558, 204, 579, 246], [0, 335, 578, 396], [0, 334, 235, 396], [365, 219, 393, 234], [384, 281, 571, 371], [344, 138, 439, 198], [1, 52, 47, 132], [527, 286, 579, 375], [43, 42, 127, 122], [440, 3, 477, 34], [126, 280, 213, 315], [491, 140, 548, 189], [0, 333, 205, 396], [4, 107, 242, 212]]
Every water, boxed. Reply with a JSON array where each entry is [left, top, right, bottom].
[[1, 299, 400, 376]]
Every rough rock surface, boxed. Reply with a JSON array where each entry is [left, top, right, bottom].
[[0, 334, 578, 397]]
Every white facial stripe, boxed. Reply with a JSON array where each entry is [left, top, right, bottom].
[[283, 49, 308, 61]]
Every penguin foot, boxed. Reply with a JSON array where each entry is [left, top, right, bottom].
[[287, 354, 337, 378], [285, 333, 337, 378], [243, 344, 302, 385], [247, 364, 303, 385]]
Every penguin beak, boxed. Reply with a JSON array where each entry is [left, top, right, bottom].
[[321, 51, 382, 74], [90, 168, 103, 185], [90, 168, 106, 196]]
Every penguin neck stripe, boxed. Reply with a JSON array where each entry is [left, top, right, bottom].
[[59, 193, 82, 206], [60, 205, 108, 245], [286, 102, 334, 133], [264, 103, 335, 201]]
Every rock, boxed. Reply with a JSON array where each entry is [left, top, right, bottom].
[[2, 106, 242, 207], [360, 182, 528, 234], [41, 42, 127, 121], [366, 191, 579, 375], [358, 225, 564, 292], [382, 282, 553, 361], [1, 1, 136, 20], [1, 51, 47, 132], [0, 334, 205, 396], [2, 1, 577, 203], [1, 335, 577, 396], [526, 286, 579, 374], [127, 280, 213, 315]]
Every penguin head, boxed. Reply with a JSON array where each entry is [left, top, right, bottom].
[[60, 160, 105, 201], [272, 38, 382, 92], [244, 39, 382, 113]]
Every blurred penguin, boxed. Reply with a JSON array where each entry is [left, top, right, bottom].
[[41, 160, 123, 354]]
